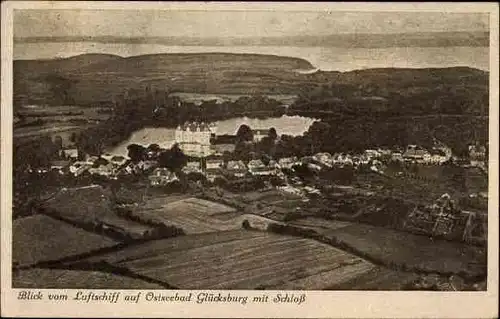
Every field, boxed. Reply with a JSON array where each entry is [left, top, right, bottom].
[[13, 268, 164, 289], [289, 217, 355, 232], [14, 105, 108, 146], [132, 196, 280, 234], [13, 214, 118, 267], [331, 223, 487, 278], [42, 185, 154, 239], [78, 229, 379, 289], [16, 105, 110, 121], [328, 267, 419, 290], [358, 165, 488, 205], [170, 92, 298, 105], [13, 124, 90, 145]]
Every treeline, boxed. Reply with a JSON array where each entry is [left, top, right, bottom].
[[274, 115, 487, 157], [290, 67, 488, 116]]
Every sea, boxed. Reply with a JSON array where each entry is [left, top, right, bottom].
[[14, 42, 489, 72]]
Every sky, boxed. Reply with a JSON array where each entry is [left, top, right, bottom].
[[14, 10, 489, 38]]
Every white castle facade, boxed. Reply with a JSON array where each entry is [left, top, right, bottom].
[[174, 122, 217, 157]]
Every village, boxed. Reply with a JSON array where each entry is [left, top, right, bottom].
[[15, 120, 488, 248], [26, 120, 486, 183]]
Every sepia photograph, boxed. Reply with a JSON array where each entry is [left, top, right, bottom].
[[1, 2, 499, 318]]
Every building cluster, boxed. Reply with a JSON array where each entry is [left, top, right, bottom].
[[403, 193, 486, 244], [26, 121, 487, 198]]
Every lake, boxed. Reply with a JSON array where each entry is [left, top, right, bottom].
[[14, 42, 489, 72], [106, 115, 317, 156]]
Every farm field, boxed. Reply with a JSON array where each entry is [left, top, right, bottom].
[[13, 123, 93, 148], [289, 217, 355, 232], [78, 230, 377, 289], [42, 185, 154, 239], [170, 92, 298, 105], [13, 214, 118, 267], [331, 223, 487, 278], [13, 124, 88, 138], [132, 196, 280, 234], [13, 268, 164, 289], [327, 267, 419, 290]]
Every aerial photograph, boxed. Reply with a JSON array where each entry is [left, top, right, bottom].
[[12, 8, 489, 291]]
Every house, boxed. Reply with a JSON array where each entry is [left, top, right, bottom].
[[247, 159, 276, 176], [252, 129, 269, 142], [370, 159, 385, 173], [391, 152, 404, 162], [278, 185, 304, 196], [50, 160, 70, 174], [101, 153, 115, 162], [148, 168, 178, 186], [182, 160, 202, 174], [206, 158, 224, 170], [268, 160, 280, 171], [226, 160, 248, 177], [332, 153, 353, 166], [313, 152, 333, 167], [85, 155, 99, 165], [403, 145, 430, 162], [62, 148, 79, 160], [247, 159, 266, 174], [88, 163, 115, 177], [469, 144, 487, 166], [124, 160, 158, 174], [205, 168, 223, 182], [300, 156, 314, 164], [250, 166, 275, 176], [278, 156, 299, 169], [247, 159, 265, 170], [70, 161, 92, 176], [110, 155, 129, 167], [307, 162, 322, 173], [427, 149, 448, 165], [304, 186, 321, 195], [364, 149, 381, 159], [377, 148, 392, 157]]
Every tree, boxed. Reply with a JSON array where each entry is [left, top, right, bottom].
[[234, 141, 253, 162], [92, 157, 109, 168], [236, 124, 254, 142], [127, 144, 146, 162], [158, 143, 187, 173], [147, 143, 161, 153], [146, 143, 162, 159], [268, 127, 278, 140], [53, 135, 63, 153], [69, 132, 78, 143]]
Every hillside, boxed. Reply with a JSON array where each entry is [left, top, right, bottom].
[[13, 53, 488, 109], [14, 53, 315, 106]]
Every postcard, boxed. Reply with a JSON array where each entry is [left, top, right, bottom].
[[1, 1, 498, 318]]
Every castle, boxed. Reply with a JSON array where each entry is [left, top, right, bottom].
[[174, 122, 217, 157]]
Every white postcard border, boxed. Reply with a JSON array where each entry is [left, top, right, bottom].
[[1, 2, 498, 318]]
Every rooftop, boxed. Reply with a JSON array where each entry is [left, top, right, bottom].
[[252, 129, 269, 135], [177, 121, 211, 132]]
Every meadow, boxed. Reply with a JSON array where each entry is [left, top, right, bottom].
[[13, 214, 118, 268], [78, 229, 380, 289]]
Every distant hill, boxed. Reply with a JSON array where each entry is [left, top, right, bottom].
[[15, 53, 124, 75], [14, 31, 489, 48], [13, 53, 488, 113], [14, 53, 315, 106]]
